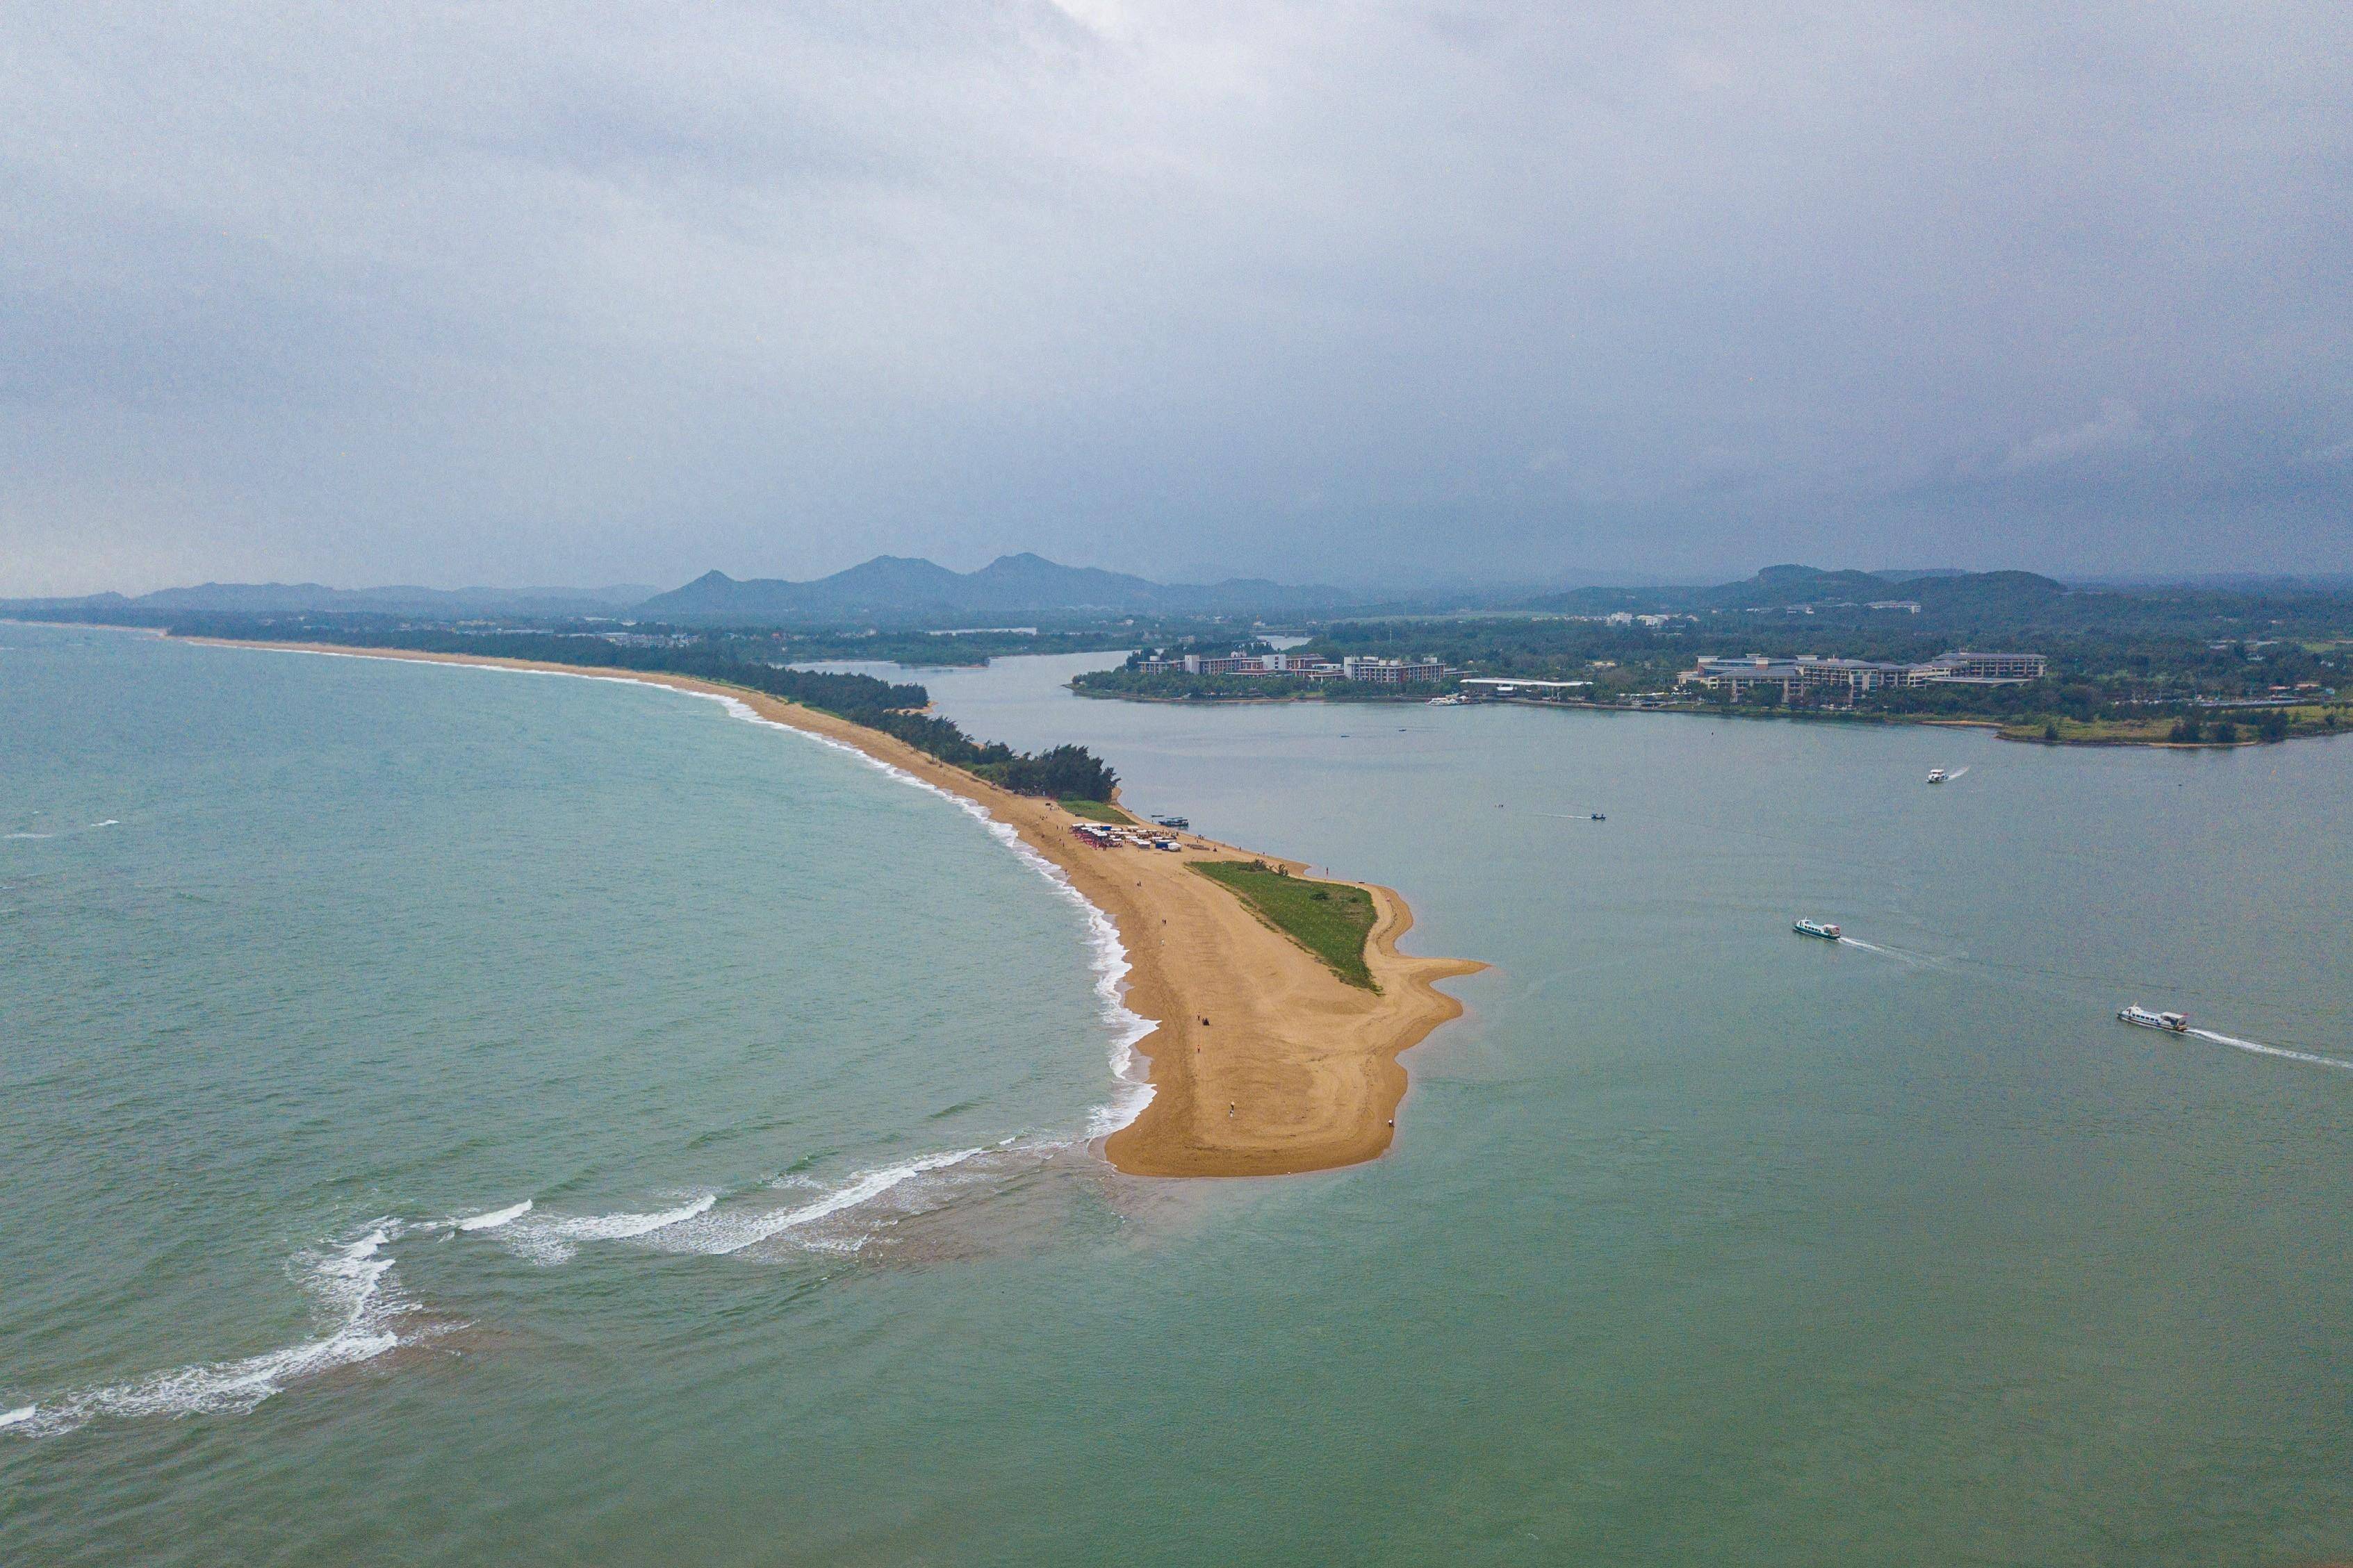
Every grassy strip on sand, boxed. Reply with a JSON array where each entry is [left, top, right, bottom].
[[1060, 797, 1136, 825], [1998, 704, 2351, 745], [1190, 860, 1379, 990]]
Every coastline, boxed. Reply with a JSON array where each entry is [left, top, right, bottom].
[[1071, 684, 2353, 748], [179, 637, 1484, 1179]]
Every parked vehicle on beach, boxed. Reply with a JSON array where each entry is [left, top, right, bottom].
[[2117, 1005, 2190, 1033]]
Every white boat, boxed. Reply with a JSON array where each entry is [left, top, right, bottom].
[[1793, 918, 1842, 941], [1926, 768, 1947, 784], [2117, 1005, 2190, 1034]]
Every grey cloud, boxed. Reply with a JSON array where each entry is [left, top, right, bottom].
[[3, 1, 2351, 595], [2001, 402, 2154, 473]]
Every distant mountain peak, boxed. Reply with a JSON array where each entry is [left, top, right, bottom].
[[632, 553, 1350, 624]]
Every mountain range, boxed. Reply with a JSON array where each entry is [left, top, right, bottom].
[[633, 554, 1355, 622], [2, 559, 2118, 626]]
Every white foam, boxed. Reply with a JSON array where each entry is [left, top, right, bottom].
[[663, 1148, 990, 1257], [502, 1194, 719, 1264], [455, 1198, 532, 1232], [2188, 1028, 2353, 1074], [5, 1225, 411, 1439], [0, 1405, 33, 1429]]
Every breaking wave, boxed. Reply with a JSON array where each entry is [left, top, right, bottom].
[[2, 1226, 412, 1439], [655, 1148, 994, 1257], [495, 1194, 719, 1264], [454, 1199, 532, 1232]]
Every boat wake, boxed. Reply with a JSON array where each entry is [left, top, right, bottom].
[[2186, 1028, 2353, 1074], [1836, 936, 1937, 966]]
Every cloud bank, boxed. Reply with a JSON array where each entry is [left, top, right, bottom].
[[3, 1, 2349, 593]]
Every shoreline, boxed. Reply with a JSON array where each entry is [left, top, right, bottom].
[[1070, 684, 2352, 748], [179, 637, 1484, 1179]]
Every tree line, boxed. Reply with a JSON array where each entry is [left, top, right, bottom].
[[155, 617, 1120, 800]]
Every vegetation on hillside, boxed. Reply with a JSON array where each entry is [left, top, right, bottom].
[[1190, 860, 1379, 989]]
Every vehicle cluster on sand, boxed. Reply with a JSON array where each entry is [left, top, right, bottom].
[[1070, 821, 1183, 852]]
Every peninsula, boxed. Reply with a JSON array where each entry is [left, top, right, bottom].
[[183, 637, 1483, 1178]]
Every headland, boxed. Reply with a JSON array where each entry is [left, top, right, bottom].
[[179, 638, 1484, 1178]]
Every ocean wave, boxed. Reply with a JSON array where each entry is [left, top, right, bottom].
[[2, 1225, 412, 1439], [499, 1194, 719, 1264], [454, 1198, 533, 1231], [656, 1148, 992, 1257]]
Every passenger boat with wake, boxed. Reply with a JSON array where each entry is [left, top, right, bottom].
[[2117, 1005, 2190, 1034], [1792, 918, 1842, 941]]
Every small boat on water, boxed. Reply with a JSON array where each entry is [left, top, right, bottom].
[[1793, 918, 1842, 941], [1151, 814, 1189, 830], [2118, 1005, 2190, 1034], [1927, 768, 1948, 784]]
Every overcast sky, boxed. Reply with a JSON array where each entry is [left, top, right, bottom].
[[5, 1, 2350, 595]]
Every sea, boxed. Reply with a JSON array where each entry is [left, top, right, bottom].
[[5, 624, 2352, 1566]]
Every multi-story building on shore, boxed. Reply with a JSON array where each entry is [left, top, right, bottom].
[[1676, 650, 2047, 700], [1129, 650, 1452, 684]]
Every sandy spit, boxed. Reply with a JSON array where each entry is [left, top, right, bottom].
[[183, 640, 1486, 1178]]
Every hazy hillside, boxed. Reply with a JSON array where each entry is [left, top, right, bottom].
[[635, 553, 1355, 622]]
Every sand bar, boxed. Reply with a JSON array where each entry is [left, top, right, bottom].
[[184, 639, 1485, 1178]]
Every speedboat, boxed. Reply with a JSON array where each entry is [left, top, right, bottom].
[[1927, 768, 1948, 784], [2117, 1005, 2190, 1034], [1792, 918, 1842, 941]]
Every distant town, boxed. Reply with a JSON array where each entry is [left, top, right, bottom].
[[1131, 650, 1454, 684]]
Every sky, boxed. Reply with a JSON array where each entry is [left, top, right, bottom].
[[4, 1, 2350, 596]]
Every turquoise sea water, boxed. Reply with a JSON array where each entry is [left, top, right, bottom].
[[7, 627, 2353, 1565]]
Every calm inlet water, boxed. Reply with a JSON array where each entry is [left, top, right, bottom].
[[6, 628, 2352, 1565]]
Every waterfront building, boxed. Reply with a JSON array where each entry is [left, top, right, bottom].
[[1341, 656, 1448, 684], [1676, 649, 2048, 699], [1928, 650, 2048, 681]]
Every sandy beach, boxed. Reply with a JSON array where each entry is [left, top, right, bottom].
[[185, 640, 1483, 1178]]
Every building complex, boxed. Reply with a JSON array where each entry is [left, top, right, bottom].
[[1675, 650, 2047, 700], [1132, 651, 1452, 684]]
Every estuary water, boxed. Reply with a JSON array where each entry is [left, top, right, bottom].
[[7, 628, 2353, 1565]]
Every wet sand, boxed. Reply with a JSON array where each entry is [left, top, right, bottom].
[[185, 641, 1484, 1178]]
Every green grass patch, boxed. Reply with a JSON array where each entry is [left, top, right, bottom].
[[1060, 798, 1135, 825], [1190, 860, 1379, 990]]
